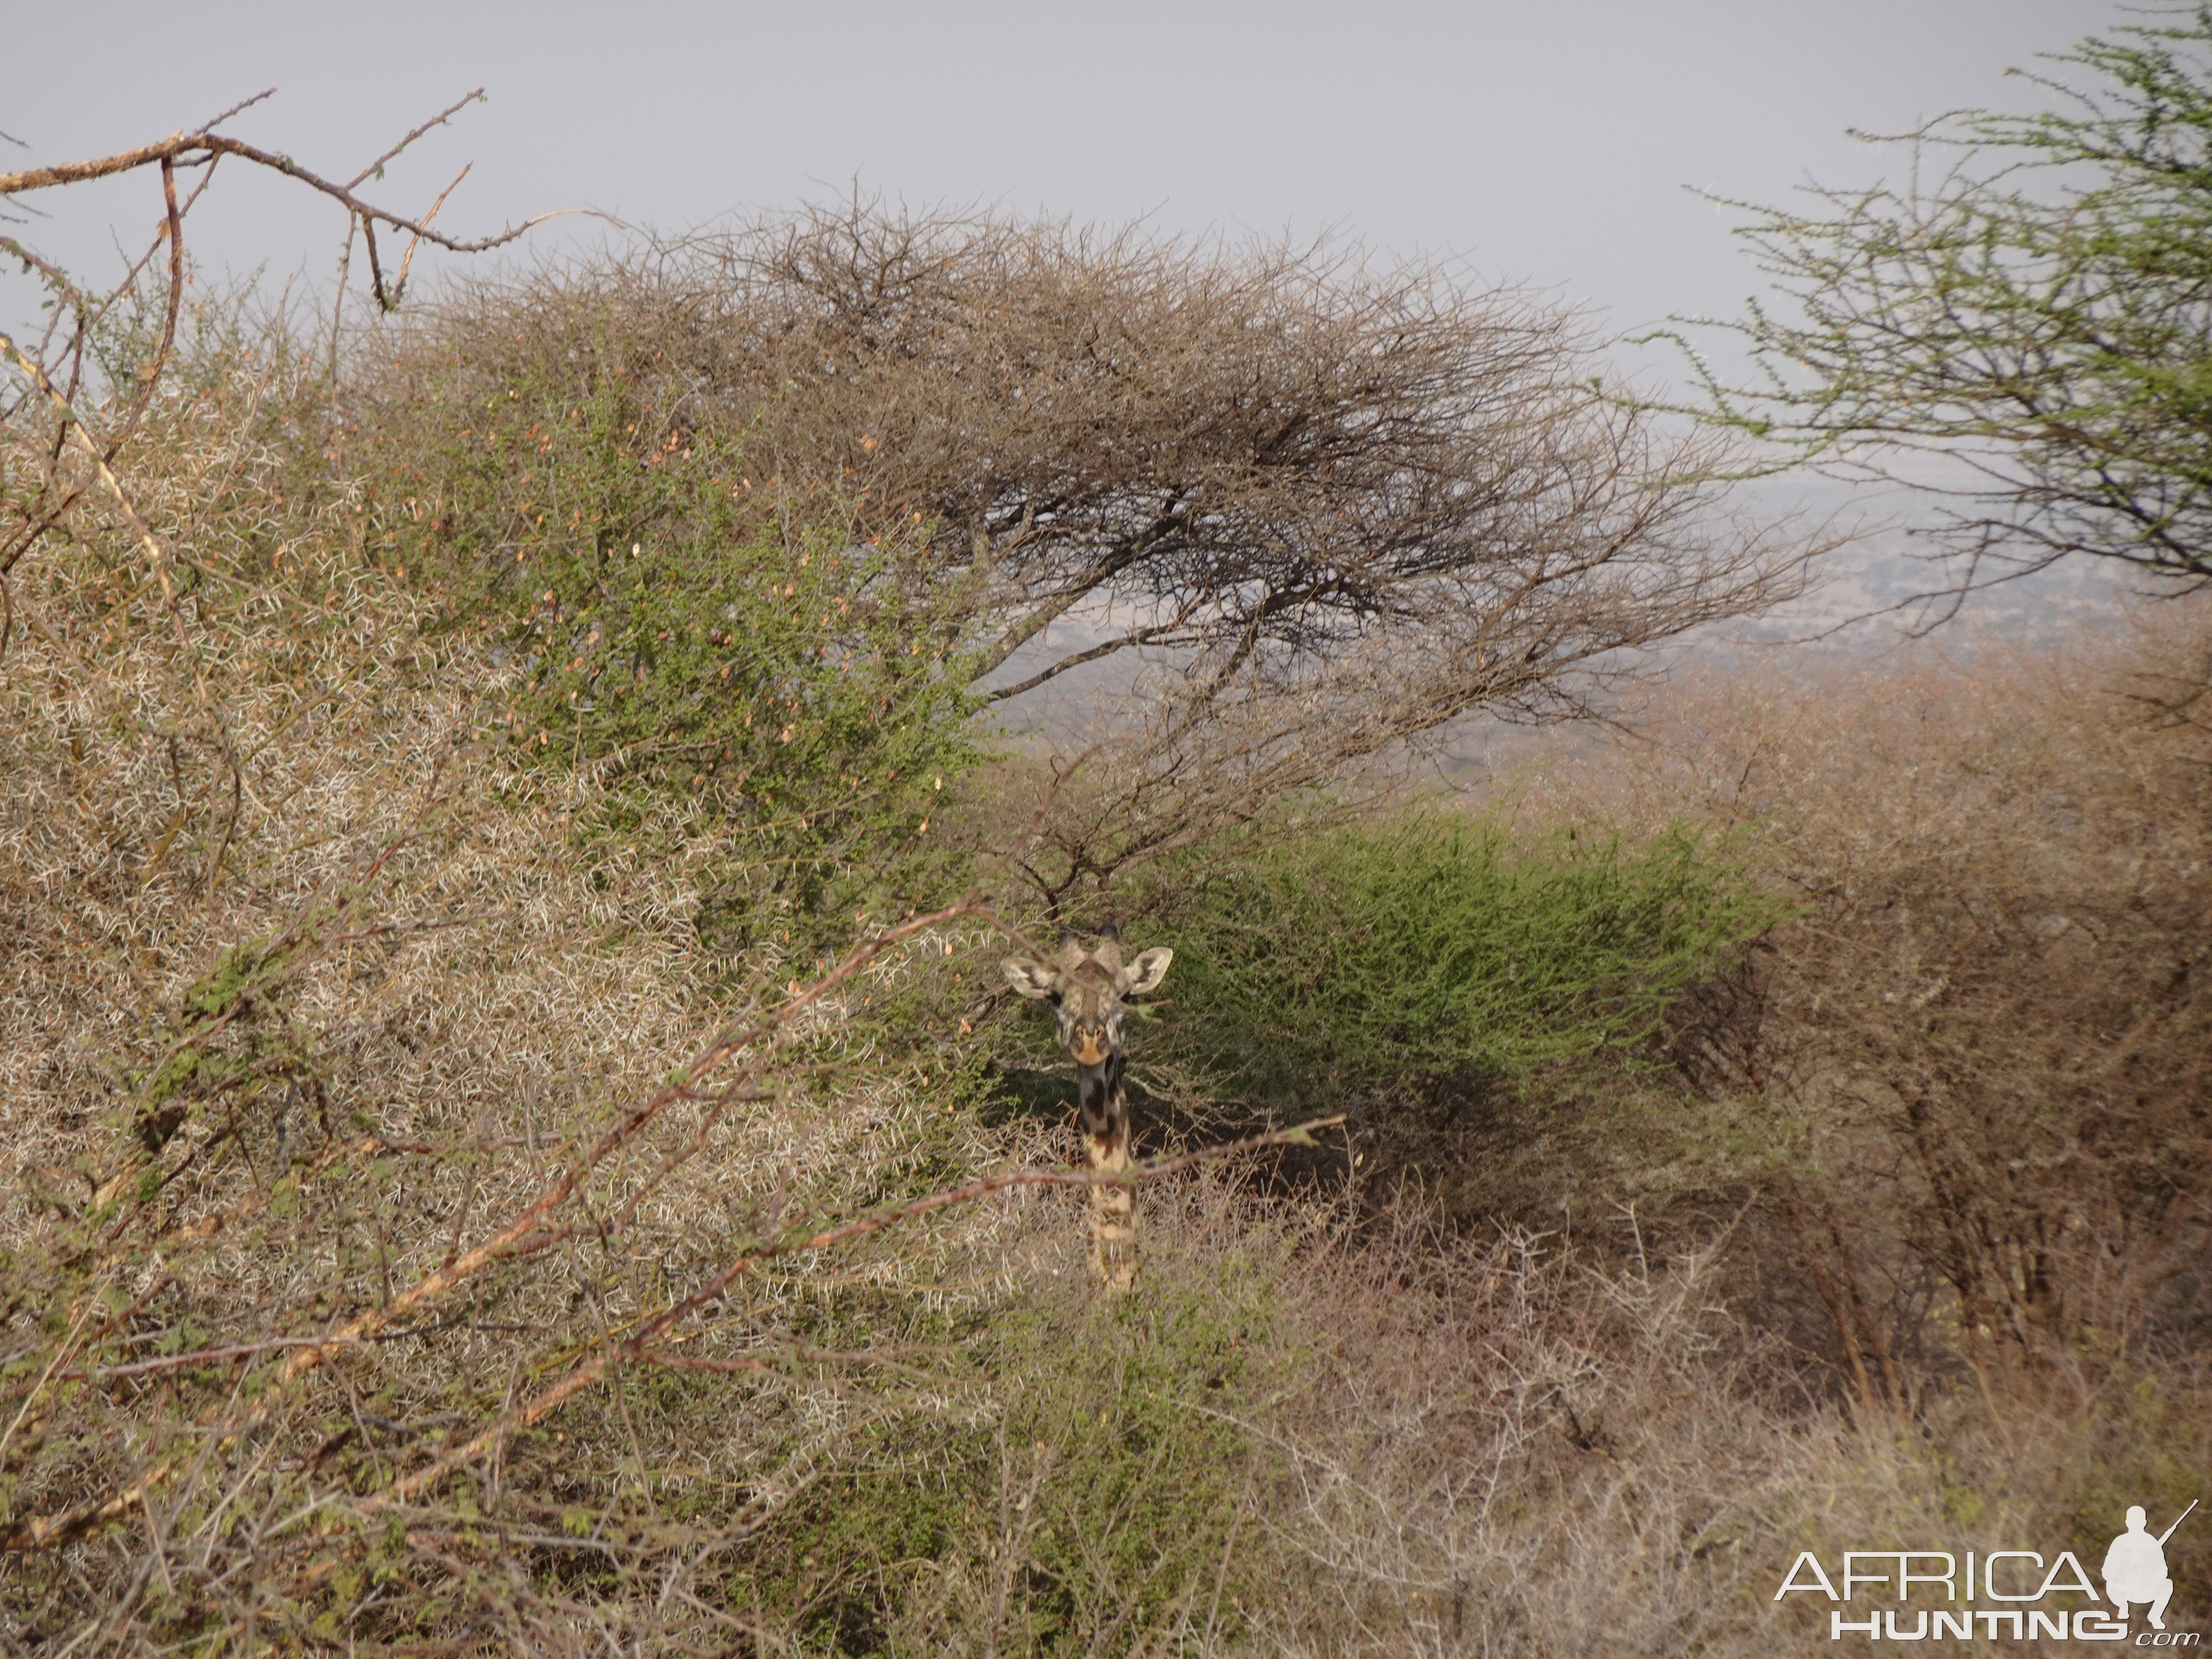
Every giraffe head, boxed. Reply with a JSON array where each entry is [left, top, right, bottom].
[[1001, 927, 1173, 1072]]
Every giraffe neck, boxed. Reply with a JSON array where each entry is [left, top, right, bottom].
[[1075, 1053, 1125, 1128], [1074, 1054, 1135, 1291]]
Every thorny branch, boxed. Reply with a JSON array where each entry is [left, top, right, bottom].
[[1, 92, 576, 606], [0, 107, 576, 307], [0, 886, 1342, 1552]]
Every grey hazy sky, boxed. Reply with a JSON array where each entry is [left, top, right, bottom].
[[6, 0, 2113, 361]]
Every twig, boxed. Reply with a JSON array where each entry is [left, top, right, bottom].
[[0, 327, 194, 647], [389, 163, 469, 306], [0, 1287, 106, 1467], [193, 89, 277, 133], [0, 126, 589, 257], [345, 90, 484, 190], [326, 214, 353, 386], [203, 749, 242, 898]]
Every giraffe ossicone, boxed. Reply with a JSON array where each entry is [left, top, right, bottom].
[[1001, 927, 1173, 1291]]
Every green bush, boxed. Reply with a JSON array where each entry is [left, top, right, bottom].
[[353, 304, 983, 955], [745, 1246, 1292, 1653], [1142, 811, 1783, 1112]]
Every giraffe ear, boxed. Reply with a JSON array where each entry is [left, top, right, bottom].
[[1119, 947, 1173, 997], [1002, 958, 1061, 1000]]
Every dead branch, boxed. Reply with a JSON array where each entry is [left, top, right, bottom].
[[0, 116, 564, 262]]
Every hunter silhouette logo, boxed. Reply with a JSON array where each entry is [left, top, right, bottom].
[[2107, 1502, 2196, 1632], [1774, 1497, 2200, 1642]]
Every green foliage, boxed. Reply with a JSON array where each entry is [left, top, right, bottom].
[[753, 1251, 1291, 1653], [129, 928, 326, 1172], [1142, 810, 1782, 1111], [358, 309, 984, 954], [1682, 6, 2212, 586]]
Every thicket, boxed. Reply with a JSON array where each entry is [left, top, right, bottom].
[[0, 272, 1803, 1651], [1134, 815, 1781, 1117], [351, 317, 982, 958], [1538, 618, 2212, 1406], [2, 104, 2209, 1658]]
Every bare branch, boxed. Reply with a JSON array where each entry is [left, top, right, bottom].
[[345, 88, 484, 189], [0, 126, 579, 256], [194, 87, 278, 133]]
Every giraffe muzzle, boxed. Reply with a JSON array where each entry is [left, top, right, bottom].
[[1071, 1031, 1108, 1067]]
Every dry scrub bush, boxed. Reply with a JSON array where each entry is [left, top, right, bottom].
[[5, 311, 2203, 1651], [0, 164, 1846, 1651], [0, 313, 1369, 1653], [1509, 608, 2212, 1420], [1196, 1191, 2212, 1659], [1138, 609, 2212, 1659], [1247, 1217, 1797, 1656], [733, 1154, 2204, 1657], [0, 301, 1229, 1651]]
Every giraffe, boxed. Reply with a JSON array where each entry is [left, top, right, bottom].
[[1002, 926, 1173, 1290]]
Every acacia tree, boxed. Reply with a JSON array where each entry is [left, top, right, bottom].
[[1677, 8, 2212, 598], [378, 204, 1816, 900]]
